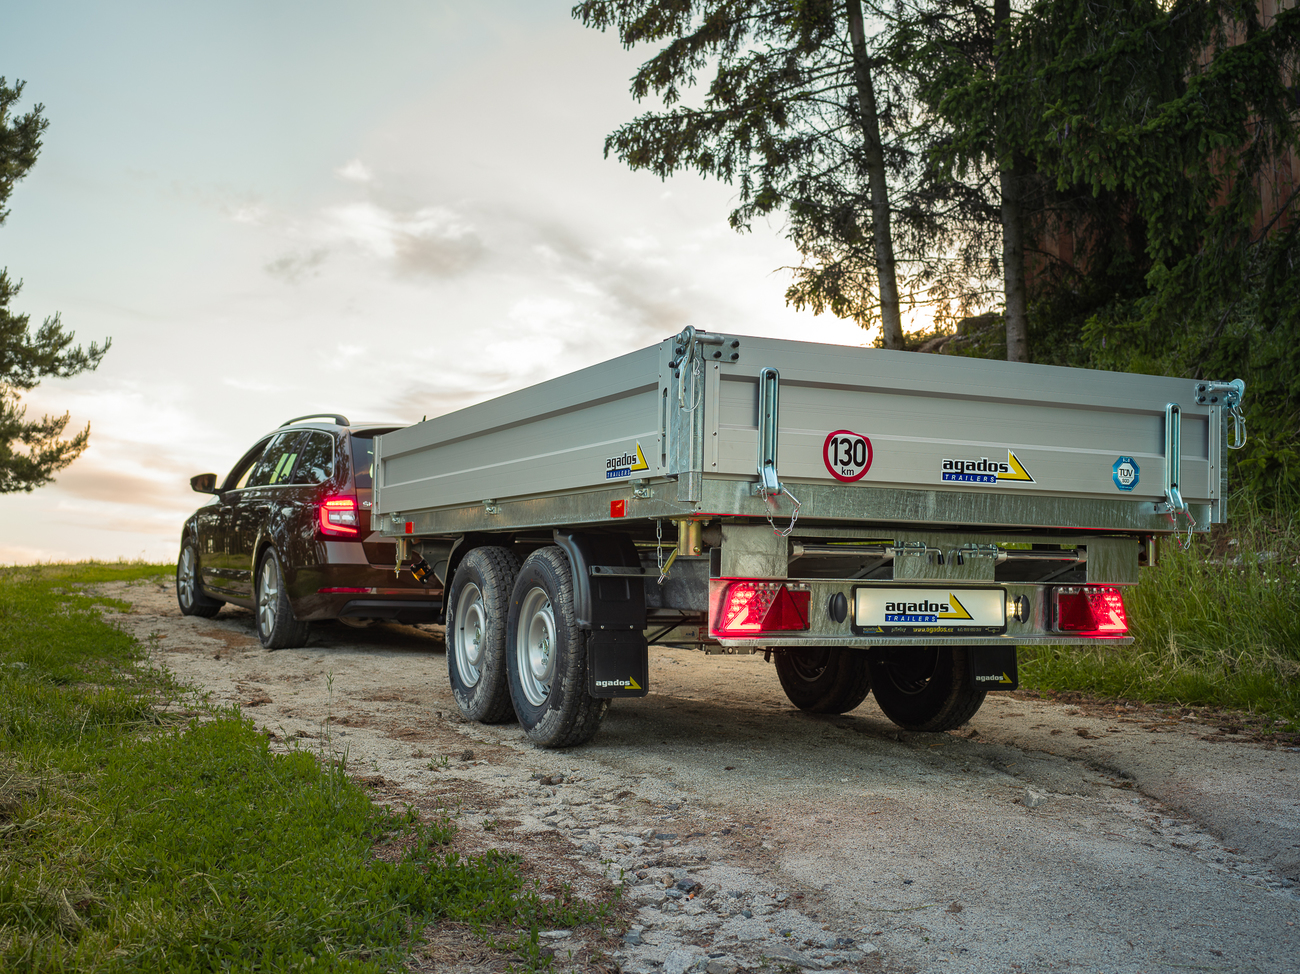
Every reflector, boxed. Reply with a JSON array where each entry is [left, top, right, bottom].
[[1054, 586, 1127, 635], [712, 580, 811, 638]]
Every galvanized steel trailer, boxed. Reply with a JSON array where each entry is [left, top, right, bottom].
[[371, 327, 1246, 747]]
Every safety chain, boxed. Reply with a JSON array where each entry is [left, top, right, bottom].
[[655, 518, 677, 584], [761, 483, 802, 538], [1167, 508, 1198, 551]]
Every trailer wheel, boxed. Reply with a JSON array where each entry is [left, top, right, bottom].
[[446, 546, 520, 724], [867, 646, 986, 731], [774, 647, 872, 714], [506, 547, 608, 748]]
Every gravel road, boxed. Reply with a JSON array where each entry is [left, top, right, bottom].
[[98, 577, 1300, 974]]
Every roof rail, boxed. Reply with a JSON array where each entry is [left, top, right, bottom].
[[280, 413, 351, 428]]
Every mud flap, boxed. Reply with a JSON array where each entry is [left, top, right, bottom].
[[968, 646, 1019, 691], [588, 630, 649, 697]]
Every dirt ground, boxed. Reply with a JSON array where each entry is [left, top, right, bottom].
[[97, 576, 1300, 974]]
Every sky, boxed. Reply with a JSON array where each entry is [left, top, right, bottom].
[[0, 0, 873, 564]]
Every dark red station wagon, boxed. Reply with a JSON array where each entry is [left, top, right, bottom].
[[176, 414, 441, 647]]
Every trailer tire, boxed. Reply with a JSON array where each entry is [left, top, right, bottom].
[[775, 647, 872, 714], [507, 547, 608, 748], [446, 546, 520, 724], [867, 646, 986, 731]]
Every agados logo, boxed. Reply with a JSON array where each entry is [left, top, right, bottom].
[[941, 451, 1035, 485]]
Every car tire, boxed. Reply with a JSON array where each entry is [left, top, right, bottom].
[[446, 546, 520, 724], [506, 547, 608, 748], [176, 542, 222, 618], [774, 647, 871, 714], [867, 646, 987, 731], [255, 548, 310, 649]]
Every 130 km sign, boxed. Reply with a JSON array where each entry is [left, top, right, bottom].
[[823, 430, 873, 482]]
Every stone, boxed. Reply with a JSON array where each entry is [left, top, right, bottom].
[[623, 927, 644, 946], [705, 961, 738, 974], [539, 929, 571, 939], [664, 948, 700, 974], [764, 944, 819, 969], [580, 841, 600, 855], [1023, 788, 1049, 809]]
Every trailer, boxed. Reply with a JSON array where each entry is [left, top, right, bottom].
[[370, 327, 1246, 747]]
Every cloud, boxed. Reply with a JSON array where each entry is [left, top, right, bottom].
[[53, 464, 191, 511], [262, 201, 486, 282], [336, 159, 374, 184], [265, 248, 329, 283]]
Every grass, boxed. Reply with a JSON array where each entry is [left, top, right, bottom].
[[0, 563, 615, 973], [1020, 499, 1300, 727]]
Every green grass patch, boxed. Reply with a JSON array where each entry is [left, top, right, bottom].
[[1020, 500, 1300, 726], [0, 564, 615, 972]]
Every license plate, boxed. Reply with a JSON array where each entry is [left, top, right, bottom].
[[853, 587, 1006, 636]]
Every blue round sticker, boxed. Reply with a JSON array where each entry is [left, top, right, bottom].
[[1112, 456, 1139, 491]]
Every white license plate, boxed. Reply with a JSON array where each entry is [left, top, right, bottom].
[[853, 587, 1006, 636]]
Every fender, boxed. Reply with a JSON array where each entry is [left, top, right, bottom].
[[552, 529, 646, 631]]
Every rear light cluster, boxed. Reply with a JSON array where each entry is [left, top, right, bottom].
[[1053, 586, 1128, 636], [711, 580, 811, 639], [319, 495, 360, 537]]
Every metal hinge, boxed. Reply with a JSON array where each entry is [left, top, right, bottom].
[[1195, 378, 1247, 450]]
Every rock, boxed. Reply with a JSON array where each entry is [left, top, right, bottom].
[[580, 841, 600, 855], [1023, 788, 1049, 809], [741, 909, 753, 918], [705, 960, 738, 974], [540, 929, 571, 939], [664, 948, 700, 974], [665, 888, 686, 900], [764, 944, 820, 969], [623, 926, 644, 946]]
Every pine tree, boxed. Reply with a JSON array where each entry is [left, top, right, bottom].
[[1, 78, 109, 493]]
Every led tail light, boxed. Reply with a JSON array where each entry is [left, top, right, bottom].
[[318, 495, 360, 537], [1053, 586, 1128, 635], [711, 580, 811, 639]]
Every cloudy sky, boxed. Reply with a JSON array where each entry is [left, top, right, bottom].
[[0, 0, 871, 564]]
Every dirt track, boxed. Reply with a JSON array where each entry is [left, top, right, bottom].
[[99, 576, 1300, 974]]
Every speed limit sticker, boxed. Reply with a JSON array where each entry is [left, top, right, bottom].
[[823, 430, 873, 482]]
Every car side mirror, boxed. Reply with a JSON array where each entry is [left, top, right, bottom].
[[191, 473, 220, 495]]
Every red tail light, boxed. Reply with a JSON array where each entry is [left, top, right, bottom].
[[711, 580, 811, 639], [1053, 586, 1128, 636], [319, 495, 360, 536]]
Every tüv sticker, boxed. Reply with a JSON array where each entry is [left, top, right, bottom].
[[1112, 456, 1139, 491], [606, 442, 650, 480]]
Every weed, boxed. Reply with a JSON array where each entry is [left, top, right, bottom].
[[1021, 499, 1300, 723]]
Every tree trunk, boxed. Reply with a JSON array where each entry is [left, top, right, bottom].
[[995, 0, 1028, 362], [846, 0, 904, 350]]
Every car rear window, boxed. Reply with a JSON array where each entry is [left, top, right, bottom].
[[349, 430, 397, 490]]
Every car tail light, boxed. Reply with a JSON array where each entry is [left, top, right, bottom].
[[1053, 586, 1128, 635], [319, 495, 360, 536], [711, 580, 811, 639]]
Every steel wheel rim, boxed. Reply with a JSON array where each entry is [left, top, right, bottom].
[[788, 647, 832, 683], [258, 558, 279, 635], [886, 648, 939, 695], [453, 582, 487, 687], [516, 586, 556, 706], [178, 546, 196, 609]]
